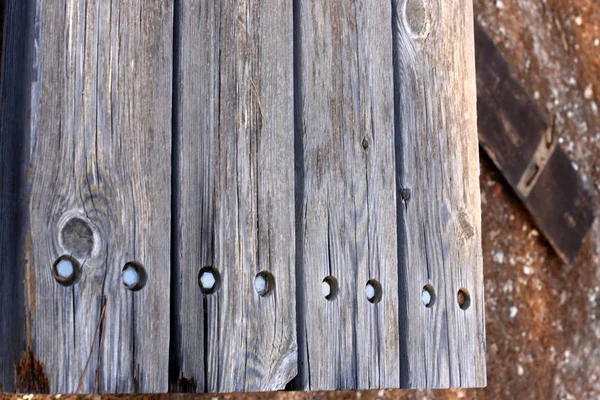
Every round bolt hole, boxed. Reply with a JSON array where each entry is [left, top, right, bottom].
[[422, 284, 436, 308], [254, 270, 275, 297], [457, 287, 471, 310], [365, 279, 382, 304], [198, 266, 220, 294], [122, 262, 147, 291], [321, 276, 339, 300], [52, 255, 81, 286]]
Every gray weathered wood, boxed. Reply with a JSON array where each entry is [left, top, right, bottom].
[[1, 0, 486, 392], [294, 1, 401, 390], [392, 0, 486, 388], [174, 0, 297, 392], [25, 0, 172, 392], [0, 0, 35, 392]]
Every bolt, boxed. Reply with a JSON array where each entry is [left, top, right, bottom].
[[52, 255, 80, 286], [321, 280, 331, 298], [365, 283, 376, 301], [421, 288, 432, 306], [254, 274, 266, 294], [56, 259, 74, 279], [122, 265, 140, 288], [200, 271, 216, 291]]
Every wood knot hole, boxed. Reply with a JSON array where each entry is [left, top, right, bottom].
[[198, 266, 220, 294], [361, 137, 369, 150], [422, 284, 436, 308], [457, 287, 471, 310], [254, 270, 275, 297], [52, 255, 81, 286], [122, 262, 147, 291], [401, 188, 411, 202], [403, 0, 430, 39], [365, 279, 382, 304], [61, 217, 94, 258], [322, 275, 339, 300]]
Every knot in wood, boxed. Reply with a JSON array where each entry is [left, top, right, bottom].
[[60, 217, 94, 258], [403, 0, 430, 40]]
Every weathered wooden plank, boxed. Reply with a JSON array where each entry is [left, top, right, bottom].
[[294, 1, 401, 390], [392, 0, 486, 388], [25, 0, 172, 393], [0, 0, 35, 392], [475, 22, 595, 264], [175, 1, 297, 392]]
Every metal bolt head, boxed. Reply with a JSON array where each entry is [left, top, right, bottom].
[[52, 255, 81, 286], [121, 262, 147, 291], [122, 266, 140, 288], [200, 271, 216, 290], [254, 274, 266, 293], [365, 279, 382, 304], [198, 266, 220, 294], [421, 288, 432, 306], [56, 259, 74, 279], [254, 271, 275, 297], [321, 281, 331, 298], [422, 284, 436, 308], [365, 283, 376, 300]]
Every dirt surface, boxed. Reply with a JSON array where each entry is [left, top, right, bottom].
[[2, 0, 600, 399]]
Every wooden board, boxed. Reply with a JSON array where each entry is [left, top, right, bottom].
[[392, 0, 486, 388], [0, 0, 487, 393], [0, 0, 35, 392], [174, 0, 297, 392], [16, 0, 173, 393], [475, 22, 595, 264], [293, 0, 401, 390]]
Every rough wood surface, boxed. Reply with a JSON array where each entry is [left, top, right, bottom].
[[0, 0, 35, 392], [174, 1, 297, 392], [1, 0, 486, 392], [24, 0, 172, 393], [475, 23, 595, 265], [392, 0, 486, 388], [294, 0, 401, 390]]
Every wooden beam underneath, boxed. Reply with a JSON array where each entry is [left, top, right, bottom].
[[475, 22, 595, 265]]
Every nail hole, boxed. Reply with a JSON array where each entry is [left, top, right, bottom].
[[52, 255, 81, 286], [365, 279, 382, 304], [198, 266, 221, 294], [457, 287, 471, 310], [321, 276, 339, 300], [61, 217, 94, 258], [422, 284, 436, 308], [254, 270, 275, 297], [122, 262, 147, 291]]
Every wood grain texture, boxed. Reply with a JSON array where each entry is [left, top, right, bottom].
[[475, 23, 595, 264], [0, 0, 35, 392], [174, 1, 297, 392], [26, 0, 172, 392], [392, 0, 486, 388], [1, 0, 487, 392], [294, 1, 401, 390]]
